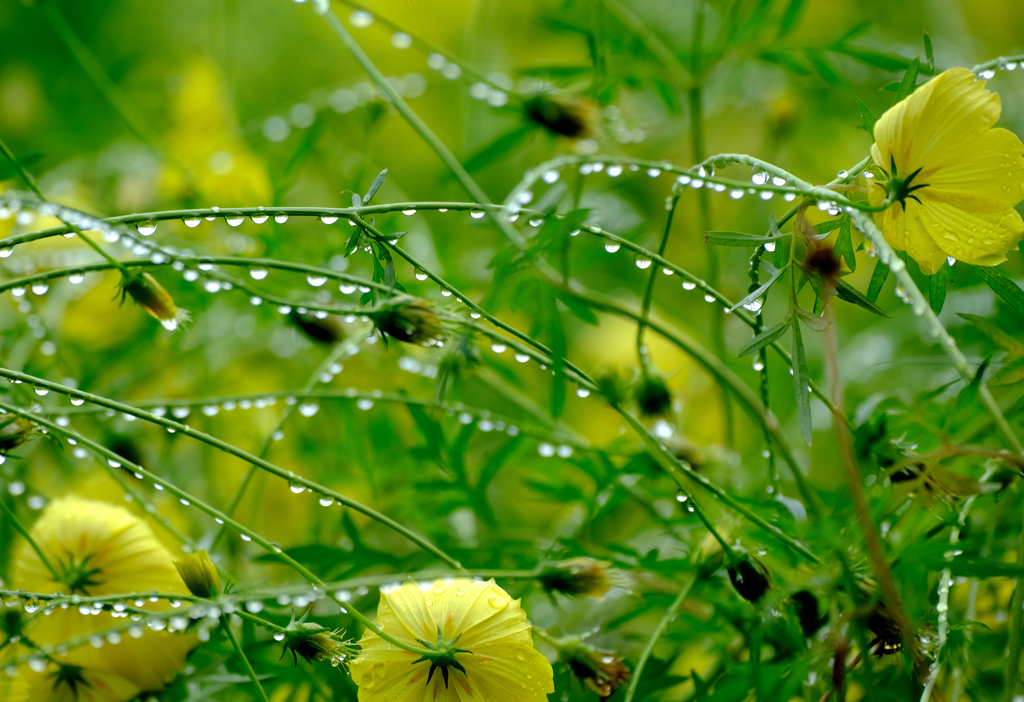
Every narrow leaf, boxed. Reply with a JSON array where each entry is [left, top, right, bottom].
[[778, 0, 806, 37], [363, 168, 388, 204], [837, 278, 889, 317], [929, 267, 948, 315], [959, 313, 1024, 359], [970, 265, 1024, 318], [990, 356, 1024, 387], [0, 153, 44, 182], [866, 259, 889, 302], [792, 321, 813, 445], [835, 215, 856, 271], [736, 320, 791, 359], [729, 262, 786, 313], [796, 305, 830, 331], [894, 56, 921, 103], [923, 32, 935, 74], [857, 98, 876, 134], [803, 47, 846, 86], [706, 230, 785, 247]]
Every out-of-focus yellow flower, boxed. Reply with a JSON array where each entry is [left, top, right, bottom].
[[14, 496, 196, 693], [119, 273, 189, 331], [162, 59, 272, 204], [869, 67, 1024, 274], [349, 578, 554, 702], [173, 549, 221, 598], [0, 645, 141, 702]]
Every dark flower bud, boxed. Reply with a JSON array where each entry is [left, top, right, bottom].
[[791, 590, 827, 637], [866, 604, 903, 656], [523, 92, 599, 139], [537, 558, 632, 598], [0, 415, 37, 454], [119, 273, 190, 331], [595, 368, 629, 407], [375, 298, 443, 345], [558, 637, 631, 699], [290, 311, 345, 345], [634, 372, 672, 418], [728, 557, 772, 603]]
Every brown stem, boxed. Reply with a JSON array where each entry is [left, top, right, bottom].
[[822, 293, 930, 683]]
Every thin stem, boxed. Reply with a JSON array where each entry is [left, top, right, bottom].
[[0, 401, 438, 658], [0, 372, 461, 571], [0, 497, 62, 584], [637, 187, 682, 362], [221, 617, 270, 702], [322, 10, 529, 253], [623, 578, 696, 702], [1006, 501, 1024, 701]]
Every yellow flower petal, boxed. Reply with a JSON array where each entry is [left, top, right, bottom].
[[14, 496, 196, 692], [349, 579, 553, 702], [870, 67, 1024, 273]]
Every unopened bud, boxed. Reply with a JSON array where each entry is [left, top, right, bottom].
[[282, 622, 354, 666], [375, 299, 443, 345], [120, 273, 190, 331], [290, 311, 345, 345], [173, 549, 221, 598], [728, 557, 771, 603], [524, 92, 599, 139], [558, 637, 631, 699], [537, 557, 631, 598]]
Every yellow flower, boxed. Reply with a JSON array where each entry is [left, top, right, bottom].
[[0, 645, 141, 702], [14, 496, 196, 693], [869, 67, 1024, 274], [349, 578, 554, 702]]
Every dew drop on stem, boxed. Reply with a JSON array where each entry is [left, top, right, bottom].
[[183, 217, 201, 228]]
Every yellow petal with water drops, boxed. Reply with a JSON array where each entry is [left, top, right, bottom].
[[14, 496, 196, 692], [914, 195, 1024, 269], [429, 580, 533, 648], [924, 125, 1024, 211], [874, 198, 950, 275], [467, 642, 555, 702]]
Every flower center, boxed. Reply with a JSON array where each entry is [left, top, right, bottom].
[[48, 663, 89, 696], [412, 626, 472, 688], [58, 553, 104, 595], [876, 155, 930, 211]]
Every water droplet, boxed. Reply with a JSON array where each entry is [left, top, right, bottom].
[[764, 242, 776, 253], [646, 168, 661, 178], [31, 283, 49, 295], [606, 164, 623, 177], [682, 281, 696, 290], [320, 215, 338, 225], [759, 191, 774, 200], [136, 221, 157, 236], [703, 294, 716, 303], [349, 10, 373, 27], [783, 193, 797, 202], [415, 270, 429, 281], [690, 178, 705, 189], [514, 353, 529, 363], [576, 387, 590, 398], [979, 69, 996, 80], [604, 242, 620, 253], [491, 343, 507, 353], [275, 213, 289, 223], [298, 402, 319, 417], [538, 443, 555, 457], [470, 210, 485, 219], [225, 215, 244, 227], [0, 246, 12, 258], [729, 189, 744, 200], [306, 275, 327, 287], [390, 32, 413, 49], [837, 170, 849, 179], [635, 258, 652, 269], [251, 214, 269, 224], [249, 267, 269, 280], [356, 398, 374, 410], [402, 209, 416, 216], [319, 495, 335, 507]]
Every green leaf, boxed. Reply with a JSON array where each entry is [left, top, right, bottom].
[[345, 225, 364, 257], [923, 32, 935, 74], [777, 0, 806, 37], [0, 153, 44, 182], [857, 98, 877, 135], [836, 278, 889, 317], [866, 259, 889, 302], [363, 168, 388, 204], [796, 305, 829, 331], [803, 47, 846, 86], [835, 215, 856, 271], [757, 50, 811, 76], [959, 313, 1024, 359], [990, 356, 1024, 386], [894, 56, 921, 103], [792, 321, 813, 445], [705, 230, 786, 247], [729, 262, 786, 313], [736, 320, 790, 358], [461, 125, 532, 173], [969, 265, 1024, 318], [929, 266, 949, 314], [828, 45, 914, 72]]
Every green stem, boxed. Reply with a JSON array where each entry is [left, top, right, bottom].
[[0, 497, 62, 584], [622, 578, 695, 702], [636, 187, 682, 362], [0, 373, 461, 571], [221, 616, 270, 702], [0, 401, 437, 658], [1006, 499, 1024, 701]]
